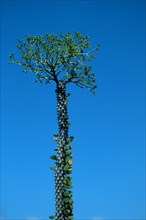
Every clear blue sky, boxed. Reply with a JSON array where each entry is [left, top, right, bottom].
[[1, 0, 145, 219]]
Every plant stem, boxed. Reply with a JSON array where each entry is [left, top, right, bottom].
[[55, 80, 73, 220]]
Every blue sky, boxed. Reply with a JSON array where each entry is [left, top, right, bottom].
[[1, 0, 145, 219]]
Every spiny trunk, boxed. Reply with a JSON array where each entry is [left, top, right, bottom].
[[54, 80, 73, 220]]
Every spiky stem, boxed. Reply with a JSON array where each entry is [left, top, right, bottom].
[[52, 80, 73, 220]]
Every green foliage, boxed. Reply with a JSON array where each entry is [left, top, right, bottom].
[[64, 114, 68, 119], [67, 216, 73, 220], [66, 93, 71, 97], [64, 198, 70, 204], [66, 122, 71, 128], [63, 191, 71, 198], [50, 155, 57, 160], [64, 164, 70, 171], [49, 215, 55, 219], [63, 176, 72, 186], [9, 32, 99, 94], [64, 145, 72, 151], [53, 137, 59, 141], [53, 133, 59, 137], [65, 155, 72, 163], [50, 166, 56, 171], [63, 182, 72, 189], [65, 150, 72, 157], [67, 136, 74, 144], [66, 169, 72, 175]]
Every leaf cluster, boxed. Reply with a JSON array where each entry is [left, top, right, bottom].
[[9, 32, 100, 94]]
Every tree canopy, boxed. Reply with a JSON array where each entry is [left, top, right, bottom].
[[9, 32, 100, 94]]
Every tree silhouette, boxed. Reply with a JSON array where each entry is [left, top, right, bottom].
[[9, 32, 99, 220]]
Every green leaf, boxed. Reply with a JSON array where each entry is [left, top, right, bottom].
[[65, 156, 71, 163], [53, 133, 59, 137], [68, 216, 73, 220], [66, 169, 72, 174], [66, 123, 71, 128], [65, 151, 72, 157], [9, 53, 14, 59], [50, 155, 57, 160], [63, 191, 70, 197], [64, 145, 72, 151], [50, 166, 56, 171], [67, 136, 74, 144], [64, 164, 70, 171], [64, 114, 68, 119], [49, 215, 55, 219], [64, 197, 70, 203], [66, 93, 70, 97]]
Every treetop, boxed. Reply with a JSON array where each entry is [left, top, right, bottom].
[[9, 32, 100, 94]]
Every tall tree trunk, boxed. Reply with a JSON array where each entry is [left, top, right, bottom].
[[54, 80, 73, 220]]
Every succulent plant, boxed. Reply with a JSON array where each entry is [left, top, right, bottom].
[[9, 32, 99, 219]]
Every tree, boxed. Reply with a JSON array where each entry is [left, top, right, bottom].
[[9, 32, 100, 220]]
